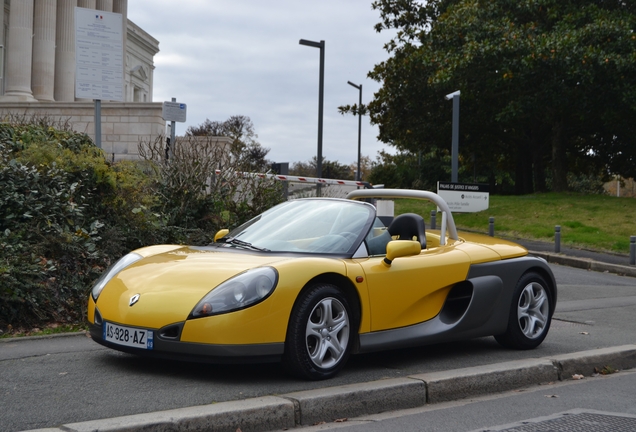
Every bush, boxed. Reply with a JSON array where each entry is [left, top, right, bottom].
[[0, 122, 284, 332], [139, 135, 284, 240], [567, 172, 606, 195], [0, 131, 105, 327]]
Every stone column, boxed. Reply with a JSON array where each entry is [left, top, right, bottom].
[[113, 0, 127, 99], [96, 0, 113, 12], [2, 0, 37, 101], [32, 0, 57, 101], [78, 0, 97, 8], [0, 1, 5, 96], [54, 0, 77, 102]]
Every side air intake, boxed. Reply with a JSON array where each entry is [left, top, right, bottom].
[[439, 281, 473, 324]]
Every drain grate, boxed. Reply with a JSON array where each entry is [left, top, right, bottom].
[[474, 410, 636, 431]]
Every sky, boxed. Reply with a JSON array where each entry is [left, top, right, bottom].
[[127, 0, 397, 168]]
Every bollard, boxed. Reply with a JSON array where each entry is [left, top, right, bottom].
[[488, 217, 495, 237], [630, 236, 635, 266], [555, 225, 561, 253], [430, 210, 437, 230]]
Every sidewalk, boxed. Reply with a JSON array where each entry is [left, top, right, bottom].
[[518, 239, 636, 278], [519, 239, 631, 266]]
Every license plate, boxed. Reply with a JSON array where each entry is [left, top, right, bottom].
[[103, 322, 153, 350]]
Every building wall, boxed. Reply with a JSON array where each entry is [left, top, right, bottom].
[[605, 177, 636, 198], [125, 19, 158, 103], [0, 101, 165, 161]]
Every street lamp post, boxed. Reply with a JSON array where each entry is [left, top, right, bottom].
[[347, 81, 362, 181], [299, 39, 325, 196], [445, 90, 460, 183]]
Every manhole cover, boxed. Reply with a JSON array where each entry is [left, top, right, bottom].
[[472, 409, 636, 431]]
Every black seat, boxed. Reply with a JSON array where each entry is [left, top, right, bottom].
[[387, 213, 426, 249]]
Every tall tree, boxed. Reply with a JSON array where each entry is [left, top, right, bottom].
[[365, 0, 636, 192]]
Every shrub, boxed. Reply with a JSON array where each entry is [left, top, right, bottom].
[[0, 123, 153, 329], [139, 135, 284, 240], [0, 137, 104, 327], [0, 122, 285, 332]]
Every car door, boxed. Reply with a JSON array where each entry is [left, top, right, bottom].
[[358, 240, 471, 332]]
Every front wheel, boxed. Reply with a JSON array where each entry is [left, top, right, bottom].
[[495, 272, 553, 350], [283, 284, 353, 380]]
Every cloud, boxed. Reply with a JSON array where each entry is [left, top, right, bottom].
[[129, 0, 397, 167]]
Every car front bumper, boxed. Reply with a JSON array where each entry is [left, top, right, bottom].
[[88, 323, 284, 364]]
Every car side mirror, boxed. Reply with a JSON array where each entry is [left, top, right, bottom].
[[383, 240, 421, 267], [214, 229, 230, 242]]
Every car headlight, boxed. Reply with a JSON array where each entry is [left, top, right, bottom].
[[190, 267, 278, 318], [91, 253, 143, 301]]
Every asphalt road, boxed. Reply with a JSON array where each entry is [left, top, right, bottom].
[[1, 264, 635, 432]]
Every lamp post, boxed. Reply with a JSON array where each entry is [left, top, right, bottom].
[[299, 38, 325, 196], [347, 81, 362, 181], [445, 90, 460, 183]]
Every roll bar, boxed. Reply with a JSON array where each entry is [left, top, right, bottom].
[[346, 189, 458, 245]]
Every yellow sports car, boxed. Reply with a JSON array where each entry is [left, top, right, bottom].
[[88, 189, 556, 380]]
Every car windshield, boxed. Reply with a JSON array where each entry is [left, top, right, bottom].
[[221, 199, 376, 254]]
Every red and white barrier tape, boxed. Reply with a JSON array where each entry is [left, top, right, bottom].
[[214, 169, 367, 187]]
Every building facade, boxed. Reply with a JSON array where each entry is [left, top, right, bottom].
[[0, 0, 164, 160]]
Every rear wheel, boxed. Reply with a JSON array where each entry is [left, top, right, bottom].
[[284, 283, 353, 380], [495, 272, 553, 350]]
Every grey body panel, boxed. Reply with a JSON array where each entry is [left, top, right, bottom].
[[358, 255, 556, 353]]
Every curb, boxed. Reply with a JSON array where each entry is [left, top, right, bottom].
[[529, 251, 636, 278], [0, 331, 88, 343], [26, 344, 636, 432]]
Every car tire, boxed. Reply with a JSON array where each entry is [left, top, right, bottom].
[[495, 272, 553, 350], [284, 283, 353, 380]]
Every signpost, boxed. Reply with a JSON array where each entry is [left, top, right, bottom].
[[162, 101, 187, 123], [75, 7, 124, 149], [161, 99, 187, 160], [445, 90, 461, 183], [437, 182, 489, 213]]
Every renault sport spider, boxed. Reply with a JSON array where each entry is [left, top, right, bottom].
[[88, 189, 557, 380]]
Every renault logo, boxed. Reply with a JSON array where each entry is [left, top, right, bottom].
[[129, 294, 140, 307]]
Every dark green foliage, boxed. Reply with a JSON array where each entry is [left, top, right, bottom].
[[0, 122, 284, 332], [566, 172, 606, 195], [368, 149, 451, 190], [291, 156, 354, 180], [0, 125, 109, 328], [359, 0, 636, 193]]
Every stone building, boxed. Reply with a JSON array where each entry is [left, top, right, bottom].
[[0, 0, 164, 160]]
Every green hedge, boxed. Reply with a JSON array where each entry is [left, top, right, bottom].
[[0, 123, 283, 332]]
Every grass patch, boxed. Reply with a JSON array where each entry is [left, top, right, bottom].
[[394, 192, 636, 254]]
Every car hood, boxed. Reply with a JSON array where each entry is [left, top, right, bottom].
[[96, 246, 292, 328]]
